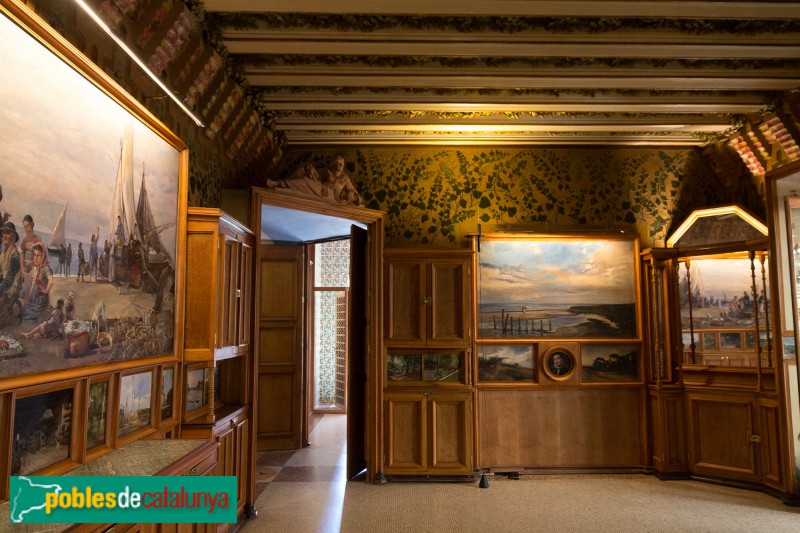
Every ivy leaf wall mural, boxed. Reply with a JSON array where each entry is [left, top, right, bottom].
[[279, 146, 756, 249]]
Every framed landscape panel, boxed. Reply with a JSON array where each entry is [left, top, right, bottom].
[[86, 379, 109, 450], [581, 344, 639, 382], [477, 235, 639, 340], [160, 365, 175, 422], [117, 370, 153, 437], [12, 386, 74, 475], [477, 344, 535, 382], [0, 1, 187, 384], [185, 365, 209, 418]]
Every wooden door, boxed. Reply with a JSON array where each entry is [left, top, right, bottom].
[[258, 244, 304, 450], [428, 258, 470, 345], [384, 258, 426, 345], [347, 225, 368, 479]]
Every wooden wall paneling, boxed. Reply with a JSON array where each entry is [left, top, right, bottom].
[[648, 387, 688, 474], [758, 397, 784, 489], [478, 388, 642, 469]]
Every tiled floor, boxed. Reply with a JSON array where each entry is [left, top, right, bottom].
[[242, 414, 347, 533]]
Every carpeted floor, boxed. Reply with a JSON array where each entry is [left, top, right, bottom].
[[242, 415, 800, 532], [339, 474, 800, 533]]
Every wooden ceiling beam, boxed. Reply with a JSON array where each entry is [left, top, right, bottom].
[[202, 1, 800, 20], [223, 38, 800, 59], [245, 73, 800, 91]]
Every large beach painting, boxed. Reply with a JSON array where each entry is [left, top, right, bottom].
[[477, 236, 639, 339], [0, 8, 184, 380]]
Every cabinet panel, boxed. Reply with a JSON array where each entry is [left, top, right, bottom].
[[384, 393, 426, 471], [429, 393, 472, 473], [384, 391, 472, 475], [219, 236, 239, 349], [687, 394, 758, 480], [234, 417, 250, 514], [385, 260, 425, 344], [429, 260, 469, 345], [238, 242, 253, 352], [384, 251, 472, 348]]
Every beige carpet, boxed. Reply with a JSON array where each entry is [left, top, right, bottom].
[[339, 474, 800, 533]]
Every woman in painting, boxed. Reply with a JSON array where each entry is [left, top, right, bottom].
[[19, 214, 45, 274], [22, 243, 53, 322]]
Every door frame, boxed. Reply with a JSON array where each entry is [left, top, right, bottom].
[[250, 187, 384, 483]]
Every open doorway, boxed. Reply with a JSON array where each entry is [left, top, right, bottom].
[[251, 189, 382, 482]]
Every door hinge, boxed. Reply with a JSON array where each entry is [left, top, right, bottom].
[[467, 266, 471, 276]]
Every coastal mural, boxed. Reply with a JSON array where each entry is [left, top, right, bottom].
[[678, 257, 769, 331], [0, 11, 181, 379], [477, 237, 638, 339]]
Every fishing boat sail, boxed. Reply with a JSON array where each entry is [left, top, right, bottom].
[[108, 125, 138, 245], [46, 203, 67, 254], [135, 169, 174, 270]]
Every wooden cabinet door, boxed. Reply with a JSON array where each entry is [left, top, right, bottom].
[[686, 393, 759, 482], [428, 392, 473, 474], [215, 423, 235, 477], [385, 259, 426, 345], [218, 234, 239, 350], [237, 239, 253, 354], [384, 392, 427, 473], [234, 416, 250, 516], [428, 259, 471, 346]]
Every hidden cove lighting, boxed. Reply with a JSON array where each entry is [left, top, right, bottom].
[[73, 0, 204, 127]]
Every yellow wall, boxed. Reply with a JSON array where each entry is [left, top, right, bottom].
[[281, 146, 764, 248]]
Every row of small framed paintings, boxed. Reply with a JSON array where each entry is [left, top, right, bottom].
[[477, 343, 639, 383], [5, 362, 214, 479]]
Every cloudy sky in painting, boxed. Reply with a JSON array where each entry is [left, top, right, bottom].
[[0, 14, 179, 254], [680, 257, 760, 300], [120, 371, 152, 411], [478, 345, 534, 368], [478, 239, 636, 305]]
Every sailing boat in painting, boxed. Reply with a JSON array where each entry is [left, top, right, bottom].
[[46, 203, 67, 255], [106, 126, 174, 298]]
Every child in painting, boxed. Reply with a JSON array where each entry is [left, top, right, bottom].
[[21, 297, 64, 339]]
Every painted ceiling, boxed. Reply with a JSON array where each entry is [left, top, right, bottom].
[[196, 0, 800, 147]]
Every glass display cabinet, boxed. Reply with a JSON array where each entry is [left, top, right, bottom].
[[642, 205, 790, 492]]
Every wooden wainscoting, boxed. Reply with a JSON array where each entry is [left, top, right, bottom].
[[478, 388, 642, 469]]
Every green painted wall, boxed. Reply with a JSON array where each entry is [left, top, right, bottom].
[[281, 146, 763, 249]]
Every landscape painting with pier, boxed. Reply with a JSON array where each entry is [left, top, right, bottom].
[[0, 11, 182, 379], [477, 236, 638, 339]]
